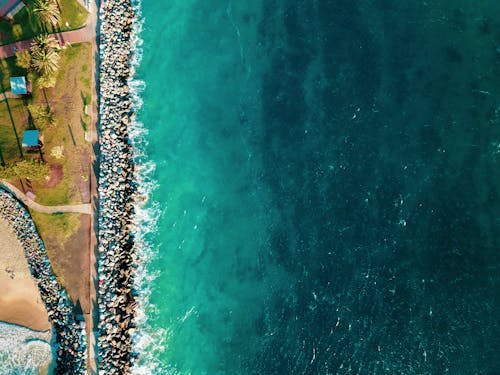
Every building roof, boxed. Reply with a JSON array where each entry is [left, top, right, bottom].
[[22, 130, 39, 147], [10, 76, 27, 95]]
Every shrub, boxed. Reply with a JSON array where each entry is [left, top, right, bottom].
[[0, 160, 50, 180]]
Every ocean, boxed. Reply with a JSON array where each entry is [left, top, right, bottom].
[[0, 322, 52, 374], [132, 0, 500, 374]]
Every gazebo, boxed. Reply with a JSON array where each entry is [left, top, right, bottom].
[[10, 76, 27, 95], [22, 129, 40, 150]]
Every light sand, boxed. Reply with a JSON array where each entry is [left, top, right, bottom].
[[0, 218, 51, 331]]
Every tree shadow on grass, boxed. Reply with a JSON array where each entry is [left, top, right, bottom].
[[67, 122, 76, 146], [0, 82, 23, 159]]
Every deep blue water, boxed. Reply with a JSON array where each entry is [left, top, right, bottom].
[[135, 1, 500, 373]]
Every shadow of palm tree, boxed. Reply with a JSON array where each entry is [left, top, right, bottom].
[[0, 145, 5, 166], [23, 96, 37, 129]]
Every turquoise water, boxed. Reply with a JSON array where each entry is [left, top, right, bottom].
[[135, 0, 500, 373]]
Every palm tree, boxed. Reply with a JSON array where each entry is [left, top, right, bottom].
[[30, 35, 60, 77], [32, 33, 60, 52], [33, 0, 60, 29], [31, 48, 60, 77]]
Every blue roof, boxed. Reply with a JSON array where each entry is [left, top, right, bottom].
[[10, 76, 27, 95], [22, 130, 39, 147]]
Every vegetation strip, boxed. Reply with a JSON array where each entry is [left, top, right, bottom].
[[96, 0, 138, 373], [0, 187, 87, 374], [0, 181, 92, 214]]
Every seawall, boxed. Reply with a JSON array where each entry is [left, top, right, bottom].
[[96, 0, 138, 373]]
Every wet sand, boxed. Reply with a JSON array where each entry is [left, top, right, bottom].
[[0, 218, 51, 331]]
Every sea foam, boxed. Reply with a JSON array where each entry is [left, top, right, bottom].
[[127, 0, 168, 373], [0, 322, 52, 375]]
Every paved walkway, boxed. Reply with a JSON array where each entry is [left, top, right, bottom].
[[0, 21, 96, 59], [0, 181, 92, 214]]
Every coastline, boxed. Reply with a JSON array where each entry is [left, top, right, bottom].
[[0, 218, 51, 331], [0, 188, 88, 373], [96, 0, 138, 372], [0, 321, 53, 374]]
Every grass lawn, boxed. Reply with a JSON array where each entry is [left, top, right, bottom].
[[29, 42, 93, 205], [5, 43, 94, 301], [0, 100, 26, 161], [58, 0, 88, 29], [0, 42, 93, 206], [30, 210, 81, 284], [0, 56, 28, 91], [0, 39, 93, 309], [0, 0, 88, 46]]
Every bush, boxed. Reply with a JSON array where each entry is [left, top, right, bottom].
[[16, 50, 32, 69], [28, 104, 56, 128], [0, 159, 50, 180]]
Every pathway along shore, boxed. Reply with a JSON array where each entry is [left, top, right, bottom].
[[0, 188, 88, 374], [96, 0, 138, 373], [0, 181, 92, 214]]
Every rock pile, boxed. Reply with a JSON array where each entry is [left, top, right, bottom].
[[0, 188, 88, 374], [97, 0, 138, 373]]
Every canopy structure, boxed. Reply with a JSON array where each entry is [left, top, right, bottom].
[[10, 76, 27, 95], [22, 130, 39, 148]]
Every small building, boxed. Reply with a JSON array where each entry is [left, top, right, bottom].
[[22, 129, 40, 149], [10, 76, 27, 95]]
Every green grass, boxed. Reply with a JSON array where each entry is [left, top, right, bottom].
[[0, 0, 88, 46], [0, 99, 29, 163], [30, 210, 81, 286], [32, 174, 73, 205], [30, 211, 80, 244], [0, 8, 43, 45], [58, 0, 88, 29], [0, 56, 27, 91], [0, 42, 93, 206], [0, 119, 21, 161]]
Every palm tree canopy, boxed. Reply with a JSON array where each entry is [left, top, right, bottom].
[[37, 73, 57, 89], [33, 0, 60, 27], [30, 34, 61, 77], [31, 47, 60, 76], [32, 33, 60, 52]]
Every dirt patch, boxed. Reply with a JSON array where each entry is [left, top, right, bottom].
[[45, 163, 63, 188]]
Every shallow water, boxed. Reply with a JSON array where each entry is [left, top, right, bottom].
[[0, 322, 52, 375], [134, 0, 500, 373]]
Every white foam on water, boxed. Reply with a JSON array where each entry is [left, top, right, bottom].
[[127, 0, 173, 373], [0, 322, 53, 375]]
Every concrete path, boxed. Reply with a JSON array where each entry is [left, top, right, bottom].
[[0, 19, 96, 59], [0, 181, 92, 215]]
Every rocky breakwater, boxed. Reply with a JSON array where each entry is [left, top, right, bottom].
[[0, 188, 88, 374], [97, 0, 138, 373]]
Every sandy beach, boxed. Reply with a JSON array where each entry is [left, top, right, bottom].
[[0, 218, 51, 332]]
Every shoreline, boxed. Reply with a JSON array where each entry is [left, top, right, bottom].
[[0, 321, 53, 374], [96, 0, 139, 372], [0, 188, 88, 373], [0, 217, 51, 332]]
